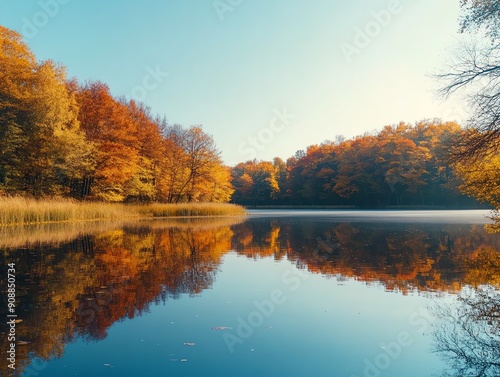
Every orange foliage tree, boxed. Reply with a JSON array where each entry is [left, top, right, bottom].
[[0, 25, 233, 202], [231, 120, 477, 208]]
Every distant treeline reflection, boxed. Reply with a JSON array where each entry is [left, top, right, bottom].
[[232, 219, 500, 293], [1, 218, 499, 376]]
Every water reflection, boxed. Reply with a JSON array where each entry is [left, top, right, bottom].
[[232, 219, 500, 293], [0, 218, 242, 377], [431, 286, 500, 377], [0, 216, 499, 376]]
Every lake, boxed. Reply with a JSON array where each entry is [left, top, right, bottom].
[[1, 210, 499, 377]]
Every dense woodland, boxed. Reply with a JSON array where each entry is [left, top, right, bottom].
[[0, 24, 495, 209], [230, 121, 481, 207], [0, 26, 232, 203], [1, 1, 499, 374]]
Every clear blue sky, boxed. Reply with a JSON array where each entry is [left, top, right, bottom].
[[0, 0, 465, 165]]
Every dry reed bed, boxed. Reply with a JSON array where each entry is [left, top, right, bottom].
[[132, 202, 246, 217], [0, 197, 246, 227]]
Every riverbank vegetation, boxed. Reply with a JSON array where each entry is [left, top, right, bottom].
[[0, 197, 245, 226], [1, 18, 499, 214]]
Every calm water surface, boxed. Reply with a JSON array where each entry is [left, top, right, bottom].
[[1, 210, 499, 377]]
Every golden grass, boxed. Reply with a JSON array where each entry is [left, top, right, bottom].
[[0, 197, 130, 226], [0, 197, 246, 227], [130, 202, 246, 218]]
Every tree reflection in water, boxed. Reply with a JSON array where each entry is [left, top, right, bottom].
[[432, 286, 500, 377], [1, 217, 500, 376], [0, 218, 241, 377]]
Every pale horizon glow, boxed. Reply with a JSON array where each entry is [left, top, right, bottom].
[[0, 0, 466, 165]]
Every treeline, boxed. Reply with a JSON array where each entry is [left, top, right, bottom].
[[0, 26, 232, 202], [231, 120, 481, 207]]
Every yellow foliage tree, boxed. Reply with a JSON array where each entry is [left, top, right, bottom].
[[0, 26, 93, 195], [454, 153, 500, 226]]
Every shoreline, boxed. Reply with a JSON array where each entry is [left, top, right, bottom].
[[242, 204, 492, 210]]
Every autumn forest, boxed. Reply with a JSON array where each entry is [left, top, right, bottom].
[[2, 1, 500, 376], [231, 121, 483, 207], [0, 26, 232, 203], [0, 25, 491, 209]]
